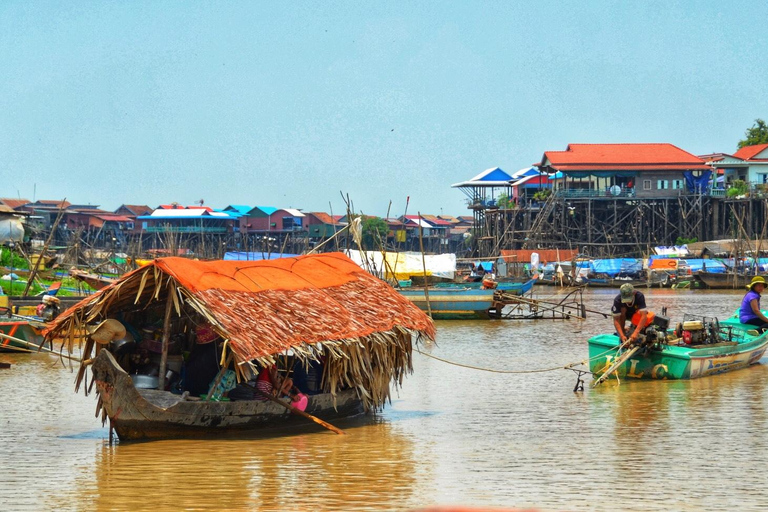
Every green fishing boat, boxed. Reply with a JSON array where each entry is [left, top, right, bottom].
[[0, 316, 46, 352], [589, 314, 768, 382]]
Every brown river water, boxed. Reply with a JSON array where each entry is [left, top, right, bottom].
[[2, 288, 768, 511]]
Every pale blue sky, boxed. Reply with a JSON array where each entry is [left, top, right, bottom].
[[1, 1, 766, 216]]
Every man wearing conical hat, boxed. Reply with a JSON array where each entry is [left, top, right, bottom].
[[739, 276, 768, 331]]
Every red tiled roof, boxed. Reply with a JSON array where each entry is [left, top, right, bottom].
[[0, 198, 31, 209], [71, 208, 109, 214], [733, 144, 768, 161], [543, 143, 710, 171], [95, 214, 132, 222], [420, 215, 452, 226], [34, 200, 71, 207], [117, 204, 153, 216], [307, 212, 337, 225]]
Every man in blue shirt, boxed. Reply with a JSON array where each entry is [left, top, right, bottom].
[[739, 276, 768, 330]]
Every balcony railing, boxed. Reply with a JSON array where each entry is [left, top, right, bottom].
[[144, 226, 228, 233], [554, 187, 636, 199]]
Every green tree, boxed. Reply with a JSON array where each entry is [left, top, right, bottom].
[[738, 119, 768, 149], [361, 216, 389, 250], [675, 236, 698, 245], [726, 179, 749, 198], [496, 193, 513, 209]]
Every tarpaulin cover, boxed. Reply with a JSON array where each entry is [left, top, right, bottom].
[[649, 259, 678, 270], [501, 249, 579, 264], [684, 259, 727, 273], [683, 170, 712, 193], [345, 250, 456, 280], [224, 251, 299, 261], [652, 245, 689, 257], [476, 261, 494, 272], [590, 258, 643, 276]]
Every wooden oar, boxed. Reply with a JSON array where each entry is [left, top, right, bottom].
[[254, 388, 345, 435], [592, 344, 640, 387]]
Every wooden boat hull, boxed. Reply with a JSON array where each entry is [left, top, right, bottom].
[[398, 279, 535, 319], [69, 269, 117, 290], [92, 350, 365, 440], [0, 318, 45, 352], [695, 271, 751, 290], [588, 331, 768, 381], [398, 288, 497, 319]]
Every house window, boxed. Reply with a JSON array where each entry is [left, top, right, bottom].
[[643, 180, 651, 190], [672, 180, 684, 190], [657, 180, 669, 190]]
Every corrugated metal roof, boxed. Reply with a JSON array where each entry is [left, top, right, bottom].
[[140, 209, 232, 219], [451, 167, 514, 188], [0, 198, 31, 209]]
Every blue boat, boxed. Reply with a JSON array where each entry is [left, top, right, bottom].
[[399, 279, 536, 319]]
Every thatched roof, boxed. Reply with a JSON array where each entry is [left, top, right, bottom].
[[46, 253, 435, 409]]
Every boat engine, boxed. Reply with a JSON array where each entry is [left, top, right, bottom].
[[675, 318, 722, 345]]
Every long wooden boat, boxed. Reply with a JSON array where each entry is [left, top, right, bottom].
[[399, 279, 536, 320], [92, 350, 363, 440], [398, 287, 498, 319], [69, 268, 117, 290], [45, 253, 435, 441], [0, 316, 45, 352], [695, 271, 751, 289], [581, 278, 649, 288], [589, 320, 768, 381]]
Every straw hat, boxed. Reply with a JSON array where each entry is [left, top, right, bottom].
[[88, 319, 127, 345], [747, 276, 767, 291]]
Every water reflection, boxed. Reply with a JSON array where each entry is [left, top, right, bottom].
[[79, 419, 418, 512], [4, 289, 768, 511]]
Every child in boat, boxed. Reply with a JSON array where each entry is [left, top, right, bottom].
[[254, 364, 294, 400], [739, 276, 768, 331]]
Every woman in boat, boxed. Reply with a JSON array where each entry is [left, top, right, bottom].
[[739, 276, 768, 330]]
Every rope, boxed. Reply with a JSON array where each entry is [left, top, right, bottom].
[[415, 343, 622, 375]]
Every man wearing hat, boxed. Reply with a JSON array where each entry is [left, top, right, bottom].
[[739, 276, 768, 330], [611, 283, 649, 345]]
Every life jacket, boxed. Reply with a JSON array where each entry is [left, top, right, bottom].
[[631, 310, 655, 327]]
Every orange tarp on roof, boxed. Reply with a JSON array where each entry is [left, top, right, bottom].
[[49, 253, 435, 362], [500, 249, 579, 264]]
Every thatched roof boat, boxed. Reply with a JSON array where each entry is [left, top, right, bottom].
[[46, 253, 435, 440]]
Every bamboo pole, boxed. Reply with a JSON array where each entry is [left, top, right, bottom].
[[0, 332, 81, 362], [417, 212, 432, 319], [23, 200, 67, 297], [593, 343, 639, 387], [157, 287, 175, 391]]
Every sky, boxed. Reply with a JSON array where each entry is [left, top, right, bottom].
[[1, 1, 767, 217]]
